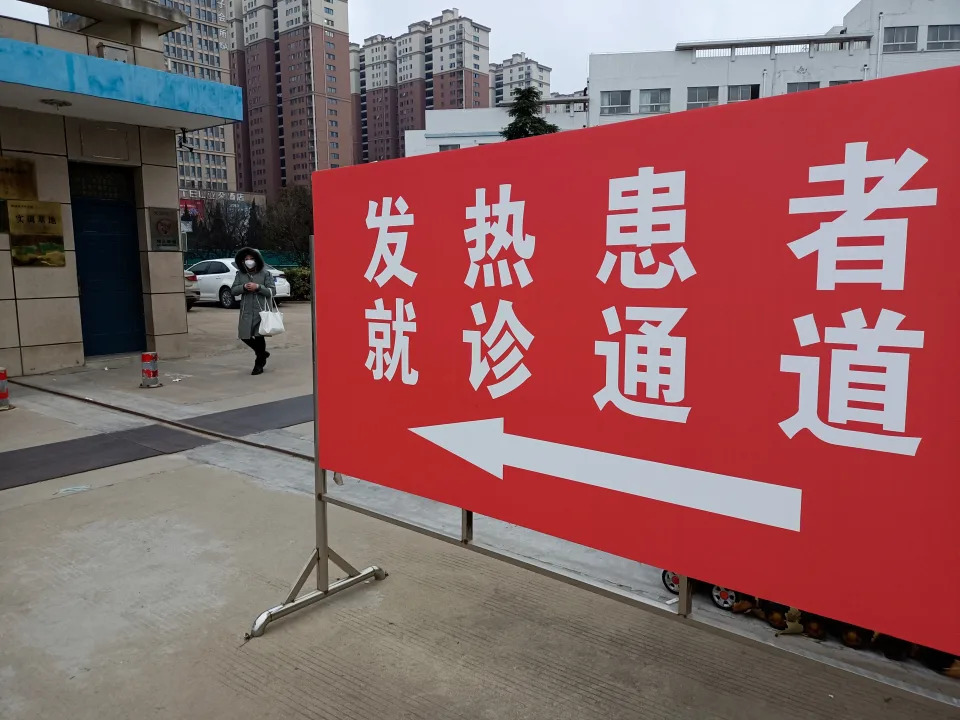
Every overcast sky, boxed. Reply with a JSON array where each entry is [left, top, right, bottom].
[[1, 0, 849, 91]]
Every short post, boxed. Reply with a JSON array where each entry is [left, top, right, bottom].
[[677, 575, 694, 618], [139, 352, 162, 389], [0, 367, 11, 411]]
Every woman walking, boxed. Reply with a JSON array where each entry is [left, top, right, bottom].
[[231, 247, 276, 375]]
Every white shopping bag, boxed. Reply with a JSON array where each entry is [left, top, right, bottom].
[[258, 296, 285, 336]]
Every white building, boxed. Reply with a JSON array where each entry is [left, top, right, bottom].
[[588, 0, 960, 127], [490, 52, 551, 106], [404, 105, 587, 156], [543, 89, 587, 115]]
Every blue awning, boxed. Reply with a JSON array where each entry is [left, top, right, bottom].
[[0, 37, 242, 130]]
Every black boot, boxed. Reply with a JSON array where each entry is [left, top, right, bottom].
[[261, 351, 270, 368]]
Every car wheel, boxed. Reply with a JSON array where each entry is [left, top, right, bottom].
[[186, 299, 196, 311], [710, 586, 738, 610], [661, 570, 681, 595], [219, 287, 237, 309]]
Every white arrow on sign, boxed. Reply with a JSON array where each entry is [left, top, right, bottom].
[[411, 418, 802, 532]]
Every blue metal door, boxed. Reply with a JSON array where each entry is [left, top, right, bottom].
[[69, 164, 145, 357]]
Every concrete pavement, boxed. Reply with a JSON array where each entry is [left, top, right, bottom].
[[1, 303, 957, 718], [2, 456, 957, 720]]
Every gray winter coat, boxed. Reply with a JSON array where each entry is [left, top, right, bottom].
[[231, 247, 276, 340]]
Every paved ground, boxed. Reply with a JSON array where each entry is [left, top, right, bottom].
[[1, 303, 957, 719]]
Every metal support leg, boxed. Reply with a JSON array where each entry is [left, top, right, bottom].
[[246, 240, 387, 640], [249, 563, 386, 638], [461, 509, 474, 544], [677, 575, 694, 618], [316, 470, 329, 592]]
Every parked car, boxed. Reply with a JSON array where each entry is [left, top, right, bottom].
[[184, 270, 200, 310], [660, 570, 741, 610], [185, 258, 292, 308]]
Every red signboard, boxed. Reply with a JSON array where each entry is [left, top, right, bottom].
[[179, 198, 206, 223], [314, 67, 960, 655]]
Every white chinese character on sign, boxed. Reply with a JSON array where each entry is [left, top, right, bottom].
[[365, 298, 418, 385], [598, 167, 695, 289], [788, 142, 937, 290], [463, 300, 534, 398], [464, 184, 535, 288], [365, 196, 416, 287], [595, 307, 690, 423], [780, 308, 923, 456]]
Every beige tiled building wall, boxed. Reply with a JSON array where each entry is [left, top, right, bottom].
[[0, 108, 187, 376]]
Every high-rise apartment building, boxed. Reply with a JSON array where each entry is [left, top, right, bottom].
[[352, 8, 491, 163], [52, 0, 237, 192], [490, 52, 551, 106], [229, 0, 352, 199]]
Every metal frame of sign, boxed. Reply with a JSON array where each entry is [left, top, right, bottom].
[[247, 242, 386, 638]]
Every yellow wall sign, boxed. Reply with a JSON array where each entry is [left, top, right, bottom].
[[0, 157, 38, 201], [6, 201, 63, 237], [5, 201, 65, 267]]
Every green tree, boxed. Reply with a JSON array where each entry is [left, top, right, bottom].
[[245, 200, 266, 248], [189, 200, 250, 253], [501, 87, 559, 141], [191, 201, 228, 252], [263, 186, 313, 268]]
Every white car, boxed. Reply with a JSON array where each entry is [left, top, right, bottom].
[[184, 270, 200, 310], [186, 258, 292, 308]]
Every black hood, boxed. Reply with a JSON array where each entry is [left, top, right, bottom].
[[235, 247, 265, 273]]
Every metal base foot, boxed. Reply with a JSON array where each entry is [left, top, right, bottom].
[[247, 560, 386, 639]]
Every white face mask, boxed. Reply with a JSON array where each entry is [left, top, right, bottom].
[[244, 259, 256, 270]]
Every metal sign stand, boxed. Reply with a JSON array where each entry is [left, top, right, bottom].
[[247, 240, 386, 639]]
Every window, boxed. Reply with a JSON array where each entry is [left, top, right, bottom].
[[327, 86, 337, 93], [331, 153, 340, 159], [829, 80, 861, 86], [637, 88, 670, 113], [326, 41, 335, 48], [330, 141, 339, 149], [439, 144, 460, 152], [329, 120, 338, 127], [727, 84, 760, 102], [327, 75, 337, 82], [326, 52, 336, 60], [927, 24, 960, 51], [324, 29, 334, 36], [787, 81, 820, 93], [687, 86, 719, 109], [330, 131, 339, 138], [324, 6, 333, 13], [600, 90, 631, 115], [883, 26, 918, 52], [326, 64, 336, 71]]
